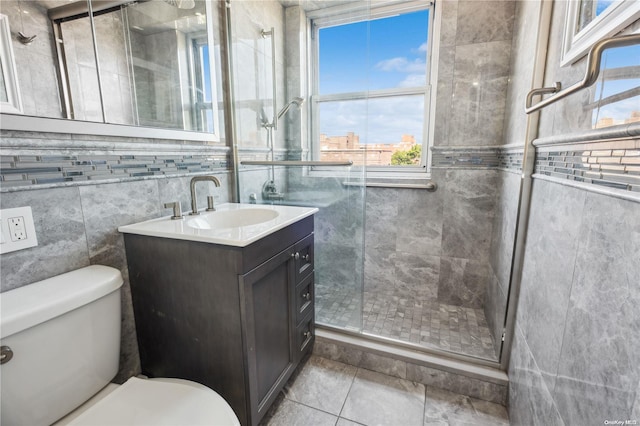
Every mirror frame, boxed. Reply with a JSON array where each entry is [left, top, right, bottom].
[[0, 14, 23, 115], [0, 1, 222, 144]]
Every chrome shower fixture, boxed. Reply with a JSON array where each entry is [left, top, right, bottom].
[[277, 97, 305, 119], [162, 0, 195, 9]]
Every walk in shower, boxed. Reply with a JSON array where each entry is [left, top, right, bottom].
[[228, 0, 519, 366]]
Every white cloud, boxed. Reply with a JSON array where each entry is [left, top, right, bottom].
[[398, 74, 427, 88], [417, 42, 428, 52], [375, 57, 426, 73]]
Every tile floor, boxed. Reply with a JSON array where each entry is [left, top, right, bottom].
[[261, 355, 509, 426], [315, 283, 498, 360]]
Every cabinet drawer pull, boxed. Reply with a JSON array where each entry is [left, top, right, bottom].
[[302, 254, 310, 262], [1, 346, 13, 364], [292, 252, 300, 260], [303, 331, 312, 339], [302, 292, 311, 301]]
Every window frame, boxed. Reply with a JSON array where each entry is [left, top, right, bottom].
[[561, 0, 640, 66], [307, 0, 438, 179]]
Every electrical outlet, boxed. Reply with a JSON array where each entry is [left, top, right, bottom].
[[0, 207, 38, 254], [9, 216, 27, 241]]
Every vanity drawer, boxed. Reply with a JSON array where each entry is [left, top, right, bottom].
[[295, 313, 315, 360], [293, 234, 314, 281], [295, 274, 314, 325]]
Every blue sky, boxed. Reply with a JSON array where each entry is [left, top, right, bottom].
[[319, 10, 429, 94], [318, 10, 429, 144]]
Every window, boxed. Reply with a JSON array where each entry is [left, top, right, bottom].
[[562, 0, 640, 66], [310, 1, 436, 176]]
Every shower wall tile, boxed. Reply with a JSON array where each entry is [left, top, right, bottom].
[[455, 1, 515, 45], [489, 171, 520, 295], [502, 0, 541, 147], [508, 326, 564, 426], [394, 252, 440, 301], [441, 169, 497, 262], [365, 188, 398, 252], [437, 256, 489, 309], [364, 248, 397, 289], [439, 0, 458, 47], [553, 192, 640, 424], [483, 271, 507, 359], [517, 180, 585, 392], [396, 187, 443, 256], [0, 186, 90, 291]]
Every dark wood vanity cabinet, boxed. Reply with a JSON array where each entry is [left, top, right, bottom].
[[123, 216, 315, 426]]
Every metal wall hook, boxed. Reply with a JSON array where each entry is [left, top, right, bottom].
[[17, 32, 37, 45]]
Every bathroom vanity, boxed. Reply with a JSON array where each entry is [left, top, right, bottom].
[[119, 204, 317, 426]]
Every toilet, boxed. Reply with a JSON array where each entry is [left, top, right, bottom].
[[0, 265, 241, 426]]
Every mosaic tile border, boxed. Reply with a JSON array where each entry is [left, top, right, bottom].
[[0, 154, 229, 189], [431, 146, 524, 172], [535, 142, 640, 193]]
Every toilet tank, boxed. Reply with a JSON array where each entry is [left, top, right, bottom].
[[0, 265, 124, 426]]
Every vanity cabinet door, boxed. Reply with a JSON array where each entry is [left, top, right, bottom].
[[239, 247, 296, 425]]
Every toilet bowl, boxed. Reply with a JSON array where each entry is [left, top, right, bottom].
[[0, 265, 240, 426]]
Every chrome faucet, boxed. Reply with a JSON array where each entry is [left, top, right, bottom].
[[189, 176, 221, 215]]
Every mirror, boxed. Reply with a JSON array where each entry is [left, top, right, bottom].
[[0, 13, 23, 114], [0, 0, 221, 141]]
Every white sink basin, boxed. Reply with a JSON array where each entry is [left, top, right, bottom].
[[187, 208, 279, 229], [118, 203, 318, 247]]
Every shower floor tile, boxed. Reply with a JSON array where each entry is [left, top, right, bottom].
[[315, 282, 498, 360]]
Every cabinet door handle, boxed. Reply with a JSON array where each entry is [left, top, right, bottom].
[[303, 331, 312, 339], [302, 254, 310, 262], [293, 252, 300, 260], [302, 292, 311, 301]]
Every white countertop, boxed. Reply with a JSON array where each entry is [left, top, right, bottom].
[[118, 203, 318, 247]]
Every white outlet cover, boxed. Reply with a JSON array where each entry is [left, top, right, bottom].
[[0, 206, 38, 254]]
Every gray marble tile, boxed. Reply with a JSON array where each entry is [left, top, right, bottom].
[[406, 363, 507, 406], [336, 418, 364, 426], [395, 252, 440, 301], [507, 326, 564, 426], [437, 257, 489, 309], [0, 187, 90, 291], [365, 188, 398, 252], [553, 192, 640, 425], [455, 1, 515, 45], [517, 180, 585, 392], [502, 0, 540, 147], [488, 171, 520, 295], [341, 368, 425, 426], [483, 271, 507, 359], [265, 398, 338, 426], [79, 180, 160, 271], [359, 352, 407, 380], [441, 169, 497, 262], [364, 248, 397, 290], [424, 386, 509, 426], [396, 188, 444, 256], [313, 338, 364, 367], [283, 355, 357, 415], [439, 0, 458, 47], [316, 242, 362, 290], [632, 380, 640, 420]]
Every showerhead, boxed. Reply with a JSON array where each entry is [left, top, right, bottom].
[[162, 0, 195, 9], [276, 97, 305, 119]]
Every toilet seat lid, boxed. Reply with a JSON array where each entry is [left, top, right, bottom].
[[68, 377, 240, 426]]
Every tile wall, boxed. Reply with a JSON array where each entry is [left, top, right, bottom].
[[505, 2, 640, 424]]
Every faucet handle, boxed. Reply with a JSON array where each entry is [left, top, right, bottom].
[[163, 201, 183, 220], [206, 196, 216, 212]]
